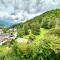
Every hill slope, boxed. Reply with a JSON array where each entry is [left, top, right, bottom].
[[0, 9, 60, 60], [12, 9, 60, 37]]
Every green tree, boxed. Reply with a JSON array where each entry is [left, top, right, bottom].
[[31, 23, 40, 35], [23, 24, 29, 35]]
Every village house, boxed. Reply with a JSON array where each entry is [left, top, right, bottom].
[[9, 28, 17, 32], [0, 28, 17, 45], [9, 28, 17, 38]]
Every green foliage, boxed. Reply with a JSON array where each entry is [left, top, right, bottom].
[[41, 20, 49, 29], [3, 28, 8, 33], [30, 23, 40, 35], [29, 34, 35, 41], [0, 37, 60, 60], [47, 28, 60, 36], [23, 24, 29, 35], [11, 9, 60, 36], [17, 28, 24, 37], [0, 9, 60, 60]]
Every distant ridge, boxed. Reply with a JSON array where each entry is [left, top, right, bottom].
[[0, 19, 14, 28]]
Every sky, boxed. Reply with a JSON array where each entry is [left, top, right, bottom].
[[0, 0, 60, 25]]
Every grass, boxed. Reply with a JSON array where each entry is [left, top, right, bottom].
[[23, 28, 48, 41], [35, 28, 48, 40], [0, 46, 8, 56], [0, 45, 11, 56]]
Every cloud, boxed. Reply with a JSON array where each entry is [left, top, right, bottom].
[[0, 0, 60, 24], [0, 11, 9, 18]]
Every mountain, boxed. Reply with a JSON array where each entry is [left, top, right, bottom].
[[11, 9, 60, 37], [12, 9, 60, 28], [0, 19, 14, 28]]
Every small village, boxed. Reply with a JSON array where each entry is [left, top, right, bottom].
[[0, 28, 29, 45], [0, 28, 17, 45]]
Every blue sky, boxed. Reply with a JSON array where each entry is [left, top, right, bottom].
[[0, 0, 60, 24]]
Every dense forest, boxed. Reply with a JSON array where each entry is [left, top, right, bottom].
[[0, 9, 60, 60]]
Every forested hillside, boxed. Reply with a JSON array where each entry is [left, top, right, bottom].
[[12, 9, 60, 37], [0, 9, 60, 60]]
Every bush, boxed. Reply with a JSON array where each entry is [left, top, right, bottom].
[[17, 28, 24, 37], [41, 20, 49, 29], [41, 20, 55, 29], [47, 28, 60, 36], [29, 34, 35, 41]]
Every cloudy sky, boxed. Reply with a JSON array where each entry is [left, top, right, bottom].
[[0, 0, 60, 25]]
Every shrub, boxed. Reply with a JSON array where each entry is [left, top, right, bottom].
[[41, 20, 49, 29], [29, 34, 35, 41]]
